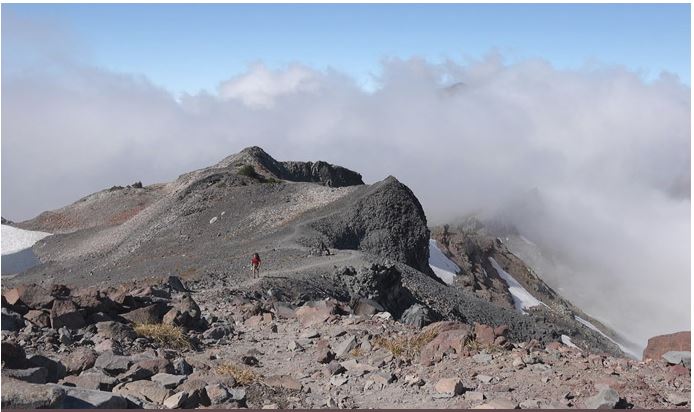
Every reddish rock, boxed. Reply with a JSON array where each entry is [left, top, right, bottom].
[[420, 327, 472, 366], [474, 323, 496, 345], [50, 299, 85, 330], [122, 302, 168, 324], [669, 364, 690, 377], [295, 304, 334, 327], [422, 320, 467, 335], [25, 310, 51, 327], [4, 285, 53, 309], [642, 331, 690, 361], [72, 287, 119, 315], [493, 325, 509, 337]]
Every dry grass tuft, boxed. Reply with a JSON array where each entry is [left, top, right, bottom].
[[216, 362, 261, 385], [373, 329, 438, 359], [134, 323, 192, 350]]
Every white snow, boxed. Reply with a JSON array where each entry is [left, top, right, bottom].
[[489, 257, 546, 313], [574, 315, 637, 358], [429, 239, 460, 285], [561, 334, 580, 349], [1, 224, 51, 255]]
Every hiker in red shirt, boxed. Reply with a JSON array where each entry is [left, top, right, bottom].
[[251, 253, 261, 278]]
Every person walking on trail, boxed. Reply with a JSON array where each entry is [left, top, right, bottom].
[[251, 253, 262, 278]]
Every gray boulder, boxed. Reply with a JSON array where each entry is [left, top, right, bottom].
[[400, 303, 433, 328], [1, 378, 66, 408], [662, 351, 691, 368], [584, 388, 621, 409], [2, 367, 48, 384], [50, 384, 128, 408]]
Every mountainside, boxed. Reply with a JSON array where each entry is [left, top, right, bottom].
[[1, 147, 690, 409]]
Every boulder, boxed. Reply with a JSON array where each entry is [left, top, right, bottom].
[[400, 303, 433, 328], [474, 323, 496, 345], [334, 335, 358, 359], [273, 301, 296, 319], [60, 369, 118, 391], [95, 321, 137, 341], [353, 298, 385, 316], [584, 388, 620, 409], [121, 302, 168, 324], [1, 308, 24, 331], [95, 351, 134, 375], [151, 373, 187, 388], [113, 380, 173, 404], [163, 391, 189, 408], [642, 331, 690, 361], [203, 324, 233, 340], [420, 327, 472, 366], [27, 354, 66, 383], [118, 357, 172, 382], [205, 383, 231, 404], [50, 298, 85, 330], [51, 384, 128, 408], [295, 303, 335, 327], [434, 378, 465, 396], [1, 378, 66, 408], [662, 351, 691, 368], [72, 287, 120, 315], [2, 367, 48, 384], [61, 347, 98, 374], [3, 284, 53, 309], [163, 294, 203, 329], [25, 309, 51, 327]]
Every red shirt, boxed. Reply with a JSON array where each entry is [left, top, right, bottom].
[[252, 256, 260, 265]]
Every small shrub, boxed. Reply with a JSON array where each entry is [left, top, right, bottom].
[[237, 164, 257, 177], [373, 329, 438, 360], [216, 362, 261, 385], [134, 323, 191, 350]]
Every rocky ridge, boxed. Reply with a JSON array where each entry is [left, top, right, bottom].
[[1, 277, 690, 409]]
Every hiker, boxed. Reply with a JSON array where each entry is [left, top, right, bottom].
[[251, 253, 261, 278]]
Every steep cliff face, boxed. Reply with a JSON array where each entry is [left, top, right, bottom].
[[308, 176, 433, 275]]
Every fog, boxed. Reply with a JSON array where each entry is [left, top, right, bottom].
[[2, 14, 690, 354]]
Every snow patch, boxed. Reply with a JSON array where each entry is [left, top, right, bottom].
[[1, 224, 51, 255], [575, 315, 637, 358], [489, 257, 546, 313], [429, 239, 460, 285], [561, 335, 580, 349]]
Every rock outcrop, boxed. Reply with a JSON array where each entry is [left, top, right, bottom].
[[309, 176, 432, 274], [643, 331, 691, 361], [217, 146, 364, 187]]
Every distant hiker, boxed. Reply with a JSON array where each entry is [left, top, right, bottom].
[[251, 253, 261, 278]]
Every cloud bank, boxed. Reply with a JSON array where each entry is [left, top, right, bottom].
[[2, 15, 690, 353]]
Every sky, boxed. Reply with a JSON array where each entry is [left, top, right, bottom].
[[1, 4, 691, 353], [2, 3, 691, 95]]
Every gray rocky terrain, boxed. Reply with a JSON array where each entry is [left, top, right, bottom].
[[1, 147, 690, 408]]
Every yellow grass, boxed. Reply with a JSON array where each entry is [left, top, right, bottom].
[[373, 329, 439, 359], [133, 323, 192, 350], [216, 362, 261, 385]]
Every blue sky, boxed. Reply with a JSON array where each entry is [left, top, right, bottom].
[[3, 3, 691, 94]]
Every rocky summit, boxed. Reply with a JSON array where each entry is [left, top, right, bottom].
[[1, 147, 690, 409]]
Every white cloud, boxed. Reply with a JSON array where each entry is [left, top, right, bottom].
[[218, 63, 320, 108]]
